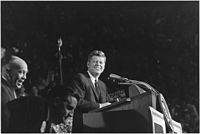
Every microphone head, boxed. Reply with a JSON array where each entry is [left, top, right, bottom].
[[109, 73, 129, 82], [109, 73, 122, 79]]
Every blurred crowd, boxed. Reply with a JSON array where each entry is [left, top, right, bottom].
[[168, 97, 199, 133]]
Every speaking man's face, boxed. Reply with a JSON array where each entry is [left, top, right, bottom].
[[9, 66, 28, 89], [87, 56, 106, 77]]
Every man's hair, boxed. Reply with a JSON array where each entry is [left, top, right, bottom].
[[5, 55, 28, 70], [2, 55, 28, 78], [87, 50, 106, 63], [47, 85, 79, 102]]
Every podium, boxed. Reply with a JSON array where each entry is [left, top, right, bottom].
[[73, 84, 160, 132]]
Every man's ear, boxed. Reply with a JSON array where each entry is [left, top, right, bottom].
[[87, 62, 89, 68], [3, 68, 12, 80]]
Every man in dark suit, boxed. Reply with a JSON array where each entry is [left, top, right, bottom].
[[68, 50, 111, 113], [1, 55, 28, 132]]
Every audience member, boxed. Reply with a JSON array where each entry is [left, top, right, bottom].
[[42, 85, 79, 133]]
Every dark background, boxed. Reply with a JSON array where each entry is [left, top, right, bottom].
[[1, 1, 199, 132]]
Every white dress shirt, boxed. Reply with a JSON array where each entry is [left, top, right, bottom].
[[87, 71, 98, 87]]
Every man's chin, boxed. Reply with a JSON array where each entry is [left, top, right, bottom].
[[89, 70, 103, 77], [94, 70, 103, 74]]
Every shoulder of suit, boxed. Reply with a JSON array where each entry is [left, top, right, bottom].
[[1, 78, 8, 87], [72, 73, 89, 83], [76, 72, 88, 79], [1, 80, 11, 93]]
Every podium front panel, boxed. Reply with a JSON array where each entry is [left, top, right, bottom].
[[83, 110, 150, 132]]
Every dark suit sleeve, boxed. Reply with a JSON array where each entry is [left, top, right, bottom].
[[68, 74, 100, 113], [1, 86, 11, 132], [7, 96, 47, 132]]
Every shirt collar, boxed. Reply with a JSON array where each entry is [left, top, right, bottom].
[[87, 71, 98, 84]]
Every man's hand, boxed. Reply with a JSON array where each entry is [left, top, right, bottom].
[[99, 102, 111, 108]]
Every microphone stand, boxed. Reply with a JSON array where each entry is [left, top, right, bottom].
[[109, 73, 159, 95], [118, 79, 159, 95], [58, 38, 63, 86]]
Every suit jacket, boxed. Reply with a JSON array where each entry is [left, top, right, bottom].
[[68, 72, 110, 113], [1, 78, 16, 132], [7, 96, 47, 132]]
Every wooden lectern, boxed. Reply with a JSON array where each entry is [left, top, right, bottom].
[[72, 84, 159, 132]]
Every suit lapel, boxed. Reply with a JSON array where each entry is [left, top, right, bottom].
[[85, 72, 100, 102]]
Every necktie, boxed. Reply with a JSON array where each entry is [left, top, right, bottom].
[[95, 80, 100, 97]]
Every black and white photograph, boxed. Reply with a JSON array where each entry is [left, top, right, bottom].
[[1, 1, 199, 133]]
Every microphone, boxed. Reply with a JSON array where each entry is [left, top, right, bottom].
[[108, 73, 159, 94], [108, 73, 129, 82]]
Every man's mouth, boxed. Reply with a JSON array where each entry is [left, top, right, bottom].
[[16, 80, 24, 88], [94, 66, 101, 70]]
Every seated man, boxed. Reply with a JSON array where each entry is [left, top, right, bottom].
[[68, 50, 111, 113], [8, 85, 79, 133]]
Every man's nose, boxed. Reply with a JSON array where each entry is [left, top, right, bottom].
[[22, 74, 27, 80]]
